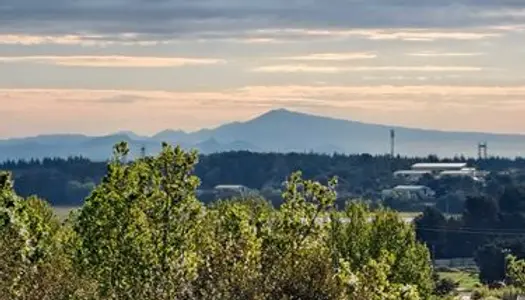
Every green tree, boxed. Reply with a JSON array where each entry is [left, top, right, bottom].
[[332, 203, 434, 299], [415, 207, 447, 259], [0, 171, 77, 299], [73, 142, 204, 299], [506, 255, 525, 291]]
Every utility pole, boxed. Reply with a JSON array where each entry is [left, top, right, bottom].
[[432, 244, 436, 267], [390, 129, 396, 158]]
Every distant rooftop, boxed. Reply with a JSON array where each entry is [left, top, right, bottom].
[[394, 170, 433, 175], [411, 163, 467, 170], [214, 185, 248, 190], [393, 185, 431, 191], [439, 170, 477, 177]]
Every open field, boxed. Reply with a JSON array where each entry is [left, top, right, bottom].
[[439, 270, 480, 292], [398, 212, 422, 219], [53, 206, 79, 220]]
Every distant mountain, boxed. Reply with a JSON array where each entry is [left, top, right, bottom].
[[1, 108, 524, 161], [116, 131, 148, 140], [152, 129, 189, 142]]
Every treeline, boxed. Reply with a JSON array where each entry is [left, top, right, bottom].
[[0, 143, 436, 299], [2, 151, 525, 207], [415, 185, 525, 283]]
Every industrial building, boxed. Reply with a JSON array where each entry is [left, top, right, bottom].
[[411, 163, 468, 171], [394, 162, 485, 182]]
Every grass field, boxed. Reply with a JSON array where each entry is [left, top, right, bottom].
[[398, 212, 422, 219], [53, 206, 79, 220], [439, 270, 480, 291]]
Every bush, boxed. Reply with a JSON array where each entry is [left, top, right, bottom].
[[472, 286, 521, 300], [434, 278, 459, 296]]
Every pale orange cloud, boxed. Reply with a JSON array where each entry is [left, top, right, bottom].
[[255, 28, 501, 41], [251, 65, 484, 73], [0, 26, 504, 47], [279, 52, 377, 61], [0, 56, 226, 67], [251, 65, 347, 73], [0, 34, 121, 46], [407, 52, 486, 57], [2, 85, 525, 137]]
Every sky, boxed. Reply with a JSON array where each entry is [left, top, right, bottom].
[[1, 0, 525, 137]]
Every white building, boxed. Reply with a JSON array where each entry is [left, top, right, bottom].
[[411, 163, 467, 172], [394, 162, 484, 182]]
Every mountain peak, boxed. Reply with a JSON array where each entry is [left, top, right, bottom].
[[264, 108, 295, 116], [153, 129, 188, 141], [116, 131, 144, 140], [253, 108, 305, 121]]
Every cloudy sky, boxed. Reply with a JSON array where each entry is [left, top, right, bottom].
[[1, 0, 525, 137]]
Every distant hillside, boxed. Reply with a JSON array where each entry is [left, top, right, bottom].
[[1, 108, 525, 161]]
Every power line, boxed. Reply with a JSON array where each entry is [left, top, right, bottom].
[[416, 226, 525, 236], [415, 225, 525, 233]]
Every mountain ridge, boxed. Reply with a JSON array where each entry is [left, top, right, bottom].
[[1, 108, 524, 161]]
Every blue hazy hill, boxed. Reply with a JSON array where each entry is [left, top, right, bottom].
[[1, 109, 524, 161]]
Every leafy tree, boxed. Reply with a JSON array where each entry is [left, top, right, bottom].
[[499, 185, 525, 213], [415, 207, 448, 259], [506, 255, 525, 291], [475, 239, 525, 284], [433, 277, 459, 297], [0, 171, 77, 299], [332, 203, 434, 299], [73, 142, 204, 299]]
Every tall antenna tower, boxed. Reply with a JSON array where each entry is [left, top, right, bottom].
[[390, 129, 396, 157], [140, 145, 146, 158], [478, 142, 488, 160]]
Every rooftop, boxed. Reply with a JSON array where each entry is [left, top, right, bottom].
[[394, 170, 433, 174], [214, 185, 248, 190], [393, 185, 431, 191], [411, 162, 467, 170], [440, 170, 474, 175]]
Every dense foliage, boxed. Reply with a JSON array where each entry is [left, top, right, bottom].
[[414, 185, 525, 284], [506, 255, 525, 292], [2, 152, 525, 209], [0, 143, 436, 299]]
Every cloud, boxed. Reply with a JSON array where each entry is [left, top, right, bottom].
[[252, 65, 484, 73], [279, 52, 377, 61], [253, 28, 501, 43], [407, 51, 486, 57], [0, 55, 226, 67], [479, 9, 525, 18], [236, 85, 525, 99], [252, 65, 348, 73], [3, 85, 525, 136], [0, 28, 502, 47], [0, 0, 522, 46], [5, 85, 525, 105], [55, 95, 148, 104]]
